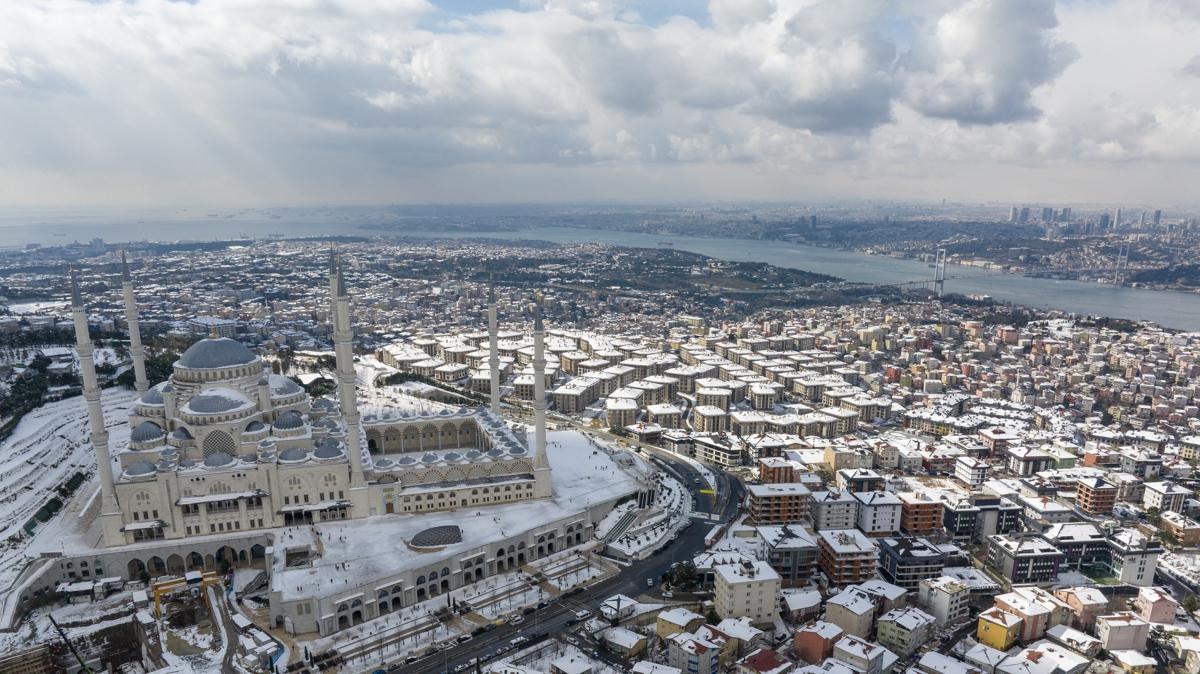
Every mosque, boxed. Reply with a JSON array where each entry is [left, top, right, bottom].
[[77, 254, 552, 549], [42, 253, 645, 636]]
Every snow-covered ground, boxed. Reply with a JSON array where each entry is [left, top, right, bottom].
[[607, 474, 691, 560], [0, 388, 135, 594], [485, 640, 625, 674]]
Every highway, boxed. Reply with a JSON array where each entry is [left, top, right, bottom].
[[361, 427, 742, 674]]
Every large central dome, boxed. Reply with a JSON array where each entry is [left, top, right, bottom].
[[176, 337, 258, 369]]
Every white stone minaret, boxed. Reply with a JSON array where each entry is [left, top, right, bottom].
[[488, 277, 501, 414], [70, 268, 124, 546], [532, 299, 549, 472], [329, 254, 367, 493], [120, 251, 149, 395]]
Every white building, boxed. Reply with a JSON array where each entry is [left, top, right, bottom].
[[714, 560, 782, 627], [954, 456, 989, 488], [852, 491, 902, 537], [918, 576, 970, 626], [1143, 481, 1191, 514]]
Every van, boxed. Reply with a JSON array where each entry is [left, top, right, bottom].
[[574, 609, 590, 620], [510, 636, 528, 647]]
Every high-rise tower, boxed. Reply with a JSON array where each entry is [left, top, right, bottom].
[[69, 268, 124, 545], [120, 251, 149, 395]]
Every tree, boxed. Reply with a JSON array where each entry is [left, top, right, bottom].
[[704, 607, 720, 625], [1183, 594, 1199, 616]]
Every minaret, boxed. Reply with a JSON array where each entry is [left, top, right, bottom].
[[70, 268, 123, 545], [532, 298, 549, 470], [120, 251, 149, 395], [488, 277, 501, 414], [329, 255, 366, 489]]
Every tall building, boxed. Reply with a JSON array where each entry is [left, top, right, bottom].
[[1010, 207, 1020, 223], [1153, 209, 1162, 225], [713, 560, 782, 627], [1042, 207, 1055, 222], [1019, 207, 1031, 223]]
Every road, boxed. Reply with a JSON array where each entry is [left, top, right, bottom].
[[362, 430, 741, 674]]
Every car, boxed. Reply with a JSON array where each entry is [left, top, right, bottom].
[[537, 600, 550, 609], [457, 634, 473, 643], [438, 641, 454, 651], [471, 626, 486, 636], [523, 606, 536, 615], [647, 578, 654, 587], [662, 591, 674, 598], [403, 656, 420, 665], [484, 622, 497, 632], [565, 635, 577, 645], [565, 618, 578, 626], [511, 615, 525, 625]]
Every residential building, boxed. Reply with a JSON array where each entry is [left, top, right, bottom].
[[1074, 478, 1116, 516], [1041, 523, 1109, 571], [714, 560, 782, 627], [657, 607, 705, 640], [794, 622, 844, 665], [997, 643, 1088, 674], [1144, 481, 1191, 514], [809, 490, 859, 531], [876, 607, 936, 657], [832, 634, 899, 674], [748, 483, 812, 524], [759, 457, 796, 484], [737, 648, 792, 674], [899, 492, 944, 536], [1095, 612, 1149, 651], [757, 525, 818, 586], [836, 469, 885, 493], [985, 535, 1065, 585], [955, 457, 989, 488], [1162, 511, 1200, 547], [994, 587, 1072, 642], [853, 491, 902, 537], [668, 632, 723, 674], [878, 537, 946, 590], [825, 587, 877, 638], [1133, 586, 1178, 624], [918, 576, 970, 625], [976, 607, 1022, 651], [1052, 587, 1107, 631], [817, 530, 878, 585]]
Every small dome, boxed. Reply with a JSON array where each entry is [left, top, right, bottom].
[[125, 460, 158, 477], [410, 525, 462, 548], [278, 447, 308, 462], [486, 448, 506, 459], [268, 374, 304, 396], [444, 451, 462, 463], [131, 421, 165, 443], [176, 337, 257, 369], [183, 388, 253, 415], [397, 455, 417, 465], [244, 420, 266, 433], [465, 450, 483, 461], [374, 458, 394, 469], [258, 439, 275, 448], [140, 384, 166, 405], [159, 447, 179, 460], [315, 417, 340, 430], [178, 458, 196, 469], [162, 383, 174, 393], [314, 441, 344, 460], [273, 410, 305, 430], [170, 427, 193, 440], [509, 446, 527, 456], [312, 398, 336, 411], [421, 452, 438, 464], [202, 452, 235, 468]]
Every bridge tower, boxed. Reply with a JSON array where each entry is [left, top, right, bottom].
[[933, 248, 947, 297], [1112, 240, 1130, 286]]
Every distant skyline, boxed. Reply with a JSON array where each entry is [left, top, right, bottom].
[[3, 0, 1200, 208]]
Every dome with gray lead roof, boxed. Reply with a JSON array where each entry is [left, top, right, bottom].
[[268, 374, 303, 396], [140, 384, 166, 405], [397, 456, 417, 466], [125, 460, 158, 477], [176, 337, 258, 369], [171, 427, 193, 440], [273, 410, 305, 430], [314, 441, 344, 460], [131, 421, 165, 443], [443, 452, 462, 463], [278, 447, 308, 462], [374, 458, 394, 469], [509, 447, 527, 456], [465, 450, 482, 460], [244, 420, 266, 433], [184, 389, 253, 415], [486, 448, 506, 458], [203, 452, 235, 468], [421, 452, 438, 464]]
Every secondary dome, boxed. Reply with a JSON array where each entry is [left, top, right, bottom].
[[268, 374, 303, 396], [140, 383, 166, 405], [176, 337, 257, 369], [273, 410, 305, 430], [202, 452, 235, 468], [182, 388, 253, 415], [131, 421, 165, 443]]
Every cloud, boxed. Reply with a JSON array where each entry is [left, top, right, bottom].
[[0, 0, 1198, 207], [902, 0, 1077, 125]]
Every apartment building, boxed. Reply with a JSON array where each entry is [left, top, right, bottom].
[[818, 529, 878, 585], [747, 483, 811, 524]]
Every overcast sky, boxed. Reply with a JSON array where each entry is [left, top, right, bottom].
[[2, 0, 1199, 209]]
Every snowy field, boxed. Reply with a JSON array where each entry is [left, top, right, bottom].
[[0, 388, 135, 592]]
